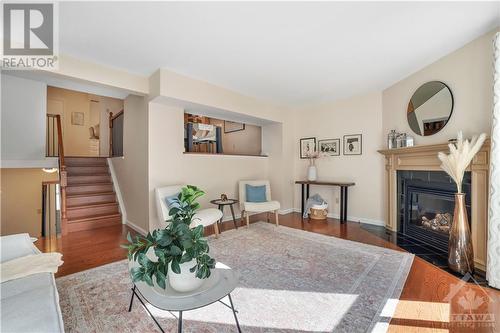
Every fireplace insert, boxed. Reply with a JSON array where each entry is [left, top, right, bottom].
[[398, 171, 471, 253]]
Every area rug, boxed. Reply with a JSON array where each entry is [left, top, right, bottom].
[[56, 222, 414, 332]]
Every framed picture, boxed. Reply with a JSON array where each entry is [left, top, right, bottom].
[[300, 137, 316, 159], [318, 139, 340, 156], [224, 120, 245, 133], [71, 112, 84, 126], [343, 134, 362, 155]]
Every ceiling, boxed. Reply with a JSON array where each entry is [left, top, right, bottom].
[[59, 2, 499, 107]]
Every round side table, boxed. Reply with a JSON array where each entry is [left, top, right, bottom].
[[210, 199, 239, 232]]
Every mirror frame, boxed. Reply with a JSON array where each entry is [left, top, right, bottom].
[[407, 81, 454, 137]]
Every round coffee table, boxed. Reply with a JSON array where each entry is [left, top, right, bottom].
[[210, 199, 239, 231], [128, 262, 241, 333]]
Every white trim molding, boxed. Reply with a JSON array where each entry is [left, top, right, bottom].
[[487, 32, 500, 288], [107, 158, 127, 224], [126, 220, 147, 235], [292, 208, 385, 227]]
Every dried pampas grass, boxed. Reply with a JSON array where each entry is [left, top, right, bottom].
[[438, 132, 486, 193]]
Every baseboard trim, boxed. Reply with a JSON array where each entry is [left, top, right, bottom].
[[291, 208, 385, 227], [126, 220, 147, 235]]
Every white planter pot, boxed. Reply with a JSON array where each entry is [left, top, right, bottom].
[[168, 259, 204, 292], [307, 165, 317, 181]]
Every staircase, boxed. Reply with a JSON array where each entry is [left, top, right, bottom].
[[65, 157, 121, 232]]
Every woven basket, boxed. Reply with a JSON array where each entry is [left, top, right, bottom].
[[310, 207, 328, 220]]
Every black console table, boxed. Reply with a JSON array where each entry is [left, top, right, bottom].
[[295, 181, 355, 223]]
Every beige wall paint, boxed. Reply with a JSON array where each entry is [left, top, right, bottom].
[[110, 95, 149, 232], [208, 118, 262, 155], [383, 28, 498, 144], [156, 69, 288, 123], [47, 54, 149, 95], [1, 168, 58, 236], [293, 92, 385, 224], [148, 102, 270, 230], [47, 87, 123, 157]]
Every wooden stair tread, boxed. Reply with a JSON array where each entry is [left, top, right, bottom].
[[67, 201, 118, 209], [66, 191, 116, 198], [66, 182, 113, 187], [68, 212, 121, 223], [68, 173, 110, 177]]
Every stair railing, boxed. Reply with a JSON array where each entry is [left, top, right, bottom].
[[46, 114, 68, 235]]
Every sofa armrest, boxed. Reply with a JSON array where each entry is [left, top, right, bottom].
[[0, 233, 39, 263]]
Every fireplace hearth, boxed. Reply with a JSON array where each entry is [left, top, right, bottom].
[[398, 170, 471, 254]]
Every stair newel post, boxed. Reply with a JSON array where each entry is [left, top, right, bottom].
[[55, 114, 68, 236], [108, 112, 113, 157]]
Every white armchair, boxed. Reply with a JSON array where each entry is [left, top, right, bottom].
[[155, 185, 223, 237], [238, 180, 280, 227]]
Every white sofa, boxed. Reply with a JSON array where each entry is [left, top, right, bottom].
[[0, 233, 64, 333]]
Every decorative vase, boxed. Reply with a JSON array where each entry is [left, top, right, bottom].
[[448, 193, 474, 275], [307, 165, 317, 181], [168, 259, 204, 292]]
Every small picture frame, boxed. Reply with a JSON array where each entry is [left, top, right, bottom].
[[300, 137, 316, 159], [71, 112, 84, 126], [224, 121, 245, 133], [343, 134, 362, 155], [318, 139, 340, 156]]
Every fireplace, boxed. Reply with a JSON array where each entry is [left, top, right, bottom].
[[397, 170, 471, 253]]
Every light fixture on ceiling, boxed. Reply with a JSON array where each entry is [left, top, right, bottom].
[[42, 168, 58, 173]]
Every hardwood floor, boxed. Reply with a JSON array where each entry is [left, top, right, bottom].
[[35, 212, 499, 332]]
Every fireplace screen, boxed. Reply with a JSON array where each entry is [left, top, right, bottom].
[[408, 188, 454, 236]]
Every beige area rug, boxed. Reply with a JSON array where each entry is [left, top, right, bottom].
[[56, 222, 414, 332]]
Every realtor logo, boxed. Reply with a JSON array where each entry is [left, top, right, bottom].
[[2, 2, 58, 69]]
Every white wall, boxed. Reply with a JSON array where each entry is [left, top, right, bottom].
[[1, 74, 50, 167], [110, 94, 149, 233], [383, 28, 498, 144], [293, 92, 385, 225], [148, 102, 272, 230]]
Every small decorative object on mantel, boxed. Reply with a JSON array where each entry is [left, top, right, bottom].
[[386, 130, 414, 149], [438, 131, 486, 275], [305, 151, 320, 181], [220, 193, 228, 202], [343, 134, 362, 155]]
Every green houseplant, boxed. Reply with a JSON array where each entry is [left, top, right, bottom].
[[123, 185, 216, 290]]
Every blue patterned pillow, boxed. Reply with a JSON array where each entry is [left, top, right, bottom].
[[245, 184, 267, 203], [164, 193, 180, 209]]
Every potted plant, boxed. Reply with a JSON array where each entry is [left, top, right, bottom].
[[438, 132, 486, 275], [122, 185, 216, 292]]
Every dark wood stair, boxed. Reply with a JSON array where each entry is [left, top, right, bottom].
[[65, 157, 122, 232]]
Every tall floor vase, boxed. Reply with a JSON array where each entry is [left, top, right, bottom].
[[448, 193, 474, 275]]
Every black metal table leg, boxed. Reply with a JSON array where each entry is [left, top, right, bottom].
[[344, 186, 348, 222], [301, 184, 305, 217], [340, 187, 345, 223], [306, 184, 310, 200], [178, 311, 183, 333], [339, 186, 348, 223], [228, 293, 242, 333], [130, 285, 165, 333], [229, 204, 238, 229], [128, 285, 136, 312]]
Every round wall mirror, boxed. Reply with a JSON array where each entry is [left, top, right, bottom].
[[407, 81, 453, 136]]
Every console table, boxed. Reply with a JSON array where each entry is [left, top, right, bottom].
[[295, 181, 355, 223]]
